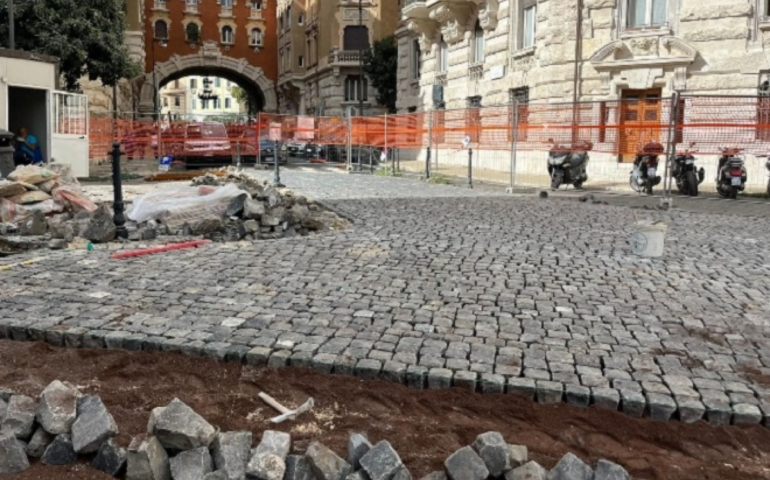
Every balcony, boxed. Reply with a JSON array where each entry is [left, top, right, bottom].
[[153, 0, 168, 11], [402, 0, 428, 19], [249, 7, 263, 20], [329, 50, 362, 66], [185, 3, 199, 14], [220, 6, 233, 17]]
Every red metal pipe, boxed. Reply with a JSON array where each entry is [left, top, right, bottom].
[[111, 240, 211, 260]]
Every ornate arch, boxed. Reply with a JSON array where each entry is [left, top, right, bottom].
[[136, 41, 277, 115]]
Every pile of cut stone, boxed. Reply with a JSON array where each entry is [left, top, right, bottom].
[[0, 380, 119, 475], [1, 391, 638, 480]]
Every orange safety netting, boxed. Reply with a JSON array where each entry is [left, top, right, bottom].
[[87, 96, 770, 160]]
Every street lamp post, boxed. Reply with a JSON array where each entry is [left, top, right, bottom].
[[358, 0, 364, 117], [151, 37, 167, 159]]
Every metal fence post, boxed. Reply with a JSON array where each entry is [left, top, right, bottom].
[[256, 112, 262, 167], [347, 114, 353, 171], [468, 147, 473, 189], [510, 99, 519, 190], [426, 110, 433, 179], [663, 92, 680, 199]]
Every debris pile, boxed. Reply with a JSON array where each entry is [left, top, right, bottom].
[[0, 391, 639, 480], [125, 168, 347, 242], [0, 166, 347, 255]]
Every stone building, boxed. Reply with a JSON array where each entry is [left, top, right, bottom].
[[399, 0, 770, 112], [397, 0, 770, 189], [159, 76, 246, 119], [277, 0, 400, 116]]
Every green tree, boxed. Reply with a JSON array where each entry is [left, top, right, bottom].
[[0, 0, 140, 90], [362, 35, 398, 114], [231, 85, 259, 114]]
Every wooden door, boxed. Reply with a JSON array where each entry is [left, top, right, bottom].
[[620, 89, 662, 163]]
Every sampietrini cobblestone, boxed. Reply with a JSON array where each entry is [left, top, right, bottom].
[[2, 172, 770, 426]]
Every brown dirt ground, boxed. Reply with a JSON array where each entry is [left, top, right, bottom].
[[1, 341, 769, 480]]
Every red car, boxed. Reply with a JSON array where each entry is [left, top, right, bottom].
[[171, 122, 233, 168]]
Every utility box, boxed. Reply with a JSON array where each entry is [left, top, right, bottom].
[[0, 129, 14, 179]]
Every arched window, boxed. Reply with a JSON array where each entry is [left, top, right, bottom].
[[185, 22, 200, 43], [472, 21, 485, 63], [250, 28, 263, 46], [344, 76, 368, 102], [221, 25, 234, 44], [154, 20, 168, 40]]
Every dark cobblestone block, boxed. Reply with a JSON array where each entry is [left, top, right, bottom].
[[565, 385, 590, 408], [481, 374, 505, 394], [646, 393, 677, 421], [620, 390, 646, 418], [452, 371, 477, 392], [246, 347, 271, 366], [536, 381, 563, 405], [406, 365, 427, 390], [506, 378, 536, 400], [268, 350, 291, 368], [382, 361, 406, 384], [592, 388, 620, 411], [334, 355, 357, 376], [428, 369, 453, 389], [355, 359, 382, 380]]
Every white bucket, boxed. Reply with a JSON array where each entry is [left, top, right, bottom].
[[632, 222, 667, 257]]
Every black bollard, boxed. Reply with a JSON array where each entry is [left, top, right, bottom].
[[110, 142, 128, 240], [273, 140, 284, 187], [468, 148, 473, 189]]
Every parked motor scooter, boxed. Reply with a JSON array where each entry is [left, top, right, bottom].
[[716, 147, 747, 200], [630, 140, 664, 195], [547, 139, 593, 190], [672, 142, 705, 197]]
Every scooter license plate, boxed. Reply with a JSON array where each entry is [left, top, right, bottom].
[[685, 159, 694, 165], [647, 167, 656, 178], [731, 177, 742, 186]]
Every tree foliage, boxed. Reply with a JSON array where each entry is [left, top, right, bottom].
[[0, 0, 140, 90], [362, 35, 398, 114], [231, 85, 259, 114]]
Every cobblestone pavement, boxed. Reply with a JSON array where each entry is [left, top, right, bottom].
[[2, 172, 770, 426]]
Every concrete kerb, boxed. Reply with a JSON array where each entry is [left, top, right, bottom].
[[0, 327, 765, 430]]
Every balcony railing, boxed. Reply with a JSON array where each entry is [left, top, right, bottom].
[[249, 7, 263, 19], [185, 3, 198, 14], [402, 0, 428, 19], [220, 6, 233, 16], [330, 50, 362, 65], [153, 0, 167, 10]]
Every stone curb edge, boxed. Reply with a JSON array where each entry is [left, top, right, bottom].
[[0, 324, 768, 429]]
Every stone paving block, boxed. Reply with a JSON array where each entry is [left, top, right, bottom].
[[591, 388, 619, 411], [676, 397, 705, 424], [506, 378, 536, 400], [334, 356, 358, 376], [381, 361, 406, 384], [406, 365, 427, 390], [268, 350, 292, 368], [646, 393, 677, 422], [620, 390, 646, 418], [428, 369, 453, 389], [733, 404, 762, 425], [311, 353, 336, 374], [565, 385, 591, 408], [504, 461, 546, 480], [444, 446, 488, 480], [536, 381, 563, 405], [480, 374, 505, 394], [355, 359, 382, 380], [594, 459, 630, 480], [452, 371, 478, 392]]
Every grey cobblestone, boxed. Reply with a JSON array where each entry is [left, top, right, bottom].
[[2, 171, 770, 426]]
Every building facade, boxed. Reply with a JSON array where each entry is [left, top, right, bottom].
[[400, 0, 770, 113], [159, 76, 246, 119], [277, 0, 400, 117], [135, 0, 278, 116], [397, 0, 770, 190]]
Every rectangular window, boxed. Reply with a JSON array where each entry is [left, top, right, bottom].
[[439, 40, 448, 73], [298, 13, 304, 25], [225, 97, 232, 109], [221, 0, 233, 6], [174, 97, 180, 107], [190, 78, 197, 89], [298, 55, 305, 67], [411, 40, 421, 81], [163, 97, 168, 107], [522, 5, 536, 48], [472, 25, 485, 63], [202, 100, 209, 110], [467, 96, 482, 143], [192, 98, 197, 110], [215, 78, 221, 88], [345, 76, 368, 102], [627, 0, 667, 28], [510, 87, 529, 142], [214, 98, 220, 109]]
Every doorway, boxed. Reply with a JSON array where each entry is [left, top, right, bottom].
[[620, 88, 662, 163], [8, 86, 49, 162]]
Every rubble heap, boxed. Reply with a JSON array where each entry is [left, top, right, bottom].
[[0, 166, 347, 255], [0, 392, 637, 480]]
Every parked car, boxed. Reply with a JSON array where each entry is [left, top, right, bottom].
[[286, 140, 307, 157], [259, 139, 288, 165], [173, 122, 233, 168]]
